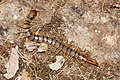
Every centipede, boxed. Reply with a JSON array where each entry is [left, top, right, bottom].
[[23, 10, 99, 67]]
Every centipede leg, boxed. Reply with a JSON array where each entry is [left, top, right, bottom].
[[76, 55, 84, 66], [61, 45, 74, 64], [49, 38, 65, 61], [64, 55, 73, 65], [49, 46, 62, 62]]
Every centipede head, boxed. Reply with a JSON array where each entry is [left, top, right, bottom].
[[28, 10, 37, 20]]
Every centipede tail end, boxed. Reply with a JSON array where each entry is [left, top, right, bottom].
[[85, 57, 99, 67]]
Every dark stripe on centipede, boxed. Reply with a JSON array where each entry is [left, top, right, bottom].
[[82, 54, 85, 58], [77, 53, 79, 58], [55, 41, 61, 49], [73, 51, 77, 57], [69, 49, 72, 54], [51, 38, 53, 44], [74, 51, 77, 57], [24, 23, 30, 25], [77, 51, 83, 60], [72, 52, 76, 58], [66, 47, 69, 53], [25, 29, 30, 33], [54, 40, 57, 46], [31, 34, 35, 41], [68, 49, 72, 56], [28, 33, 34, 41], [59, 42, 62, 48], [33, 36, 35, 41], [27, 32, 32, 37], [77, 54, 80, 59], [36, 35, 39, 41], [23, 26, 30, 29], [25, 19, 31, 23], [61, 44, 64, 49], [46, 37, 49, 42], [27, 15, 32, 20]]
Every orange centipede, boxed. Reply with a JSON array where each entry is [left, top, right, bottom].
[[23, 10, 99, 67]]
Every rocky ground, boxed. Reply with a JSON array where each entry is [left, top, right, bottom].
[[0, 0, 120, 80]]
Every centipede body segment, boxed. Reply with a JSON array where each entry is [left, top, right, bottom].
[[23, 10, 99, 67]]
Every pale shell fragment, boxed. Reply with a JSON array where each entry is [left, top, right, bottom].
[[49, 56, 65, 70]]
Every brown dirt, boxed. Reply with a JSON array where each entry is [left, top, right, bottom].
[[0, 0, 120, 80]]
